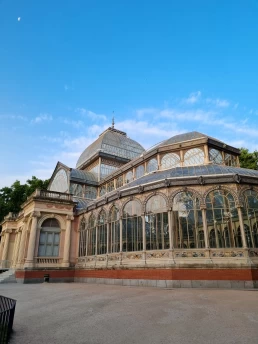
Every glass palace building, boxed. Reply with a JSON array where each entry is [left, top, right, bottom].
[[1, 125, 258, 287]]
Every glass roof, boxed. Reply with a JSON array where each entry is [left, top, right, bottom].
[[76, 127, 145, 168], [70, 169, 97, 184], [160, 131, 222, 146], [120, 165, 258, 189]]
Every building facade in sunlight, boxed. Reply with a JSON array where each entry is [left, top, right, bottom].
[[1, 125, 258, 287]]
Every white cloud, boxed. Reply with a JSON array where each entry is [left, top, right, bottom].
[[0, 114, 27, 121], [31, 113, 52, 124], [76, 108, 107, 121], [206, 98, 230, 107], [185, 91, 201, 104], [17, 17, 21, 22]]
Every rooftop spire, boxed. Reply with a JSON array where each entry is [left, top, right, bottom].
[[112, 112, 115, 128]]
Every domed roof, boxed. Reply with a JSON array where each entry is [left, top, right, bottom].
[[76, 127, 145, 168]]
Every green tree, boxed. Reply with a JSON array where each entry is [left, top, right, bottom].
[[239, 148, 258, 170], [0, 176, 49, 226]]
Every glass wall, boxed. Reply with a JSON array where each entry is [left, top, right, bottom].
[[172, 192, 203, 248], [125, 171, 133, 184], [209, 148, 223, 164], [85, 186, 97, 199], [97, 210, 107, 255], [88, 215, 96, 256], [206, 189, 239, 248], [70, 183, 83, 197], [122, 200, 143, 252], [110, 206, 120, 253], [136, 165, 144, 178], [241, 190, 258, 248], [78, 219, 87, 257], [145, 195, 169, 250], [161, 153, 180, 169], [147, 158, 158, 173], [184, 148, 204, 166]]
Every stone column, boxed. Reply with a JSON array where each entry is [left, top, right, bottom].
[[107, 222, 110, 254], [62, 215, 74, 267], [24, 212, 40, 268], [237, 207, 247, 248], [119, 218, 123, 252], [204, 144, 209, 164], [180, 150, 184, 167], [0, 235, 4, 261], [168, 209, 174, 250], [17, 223, 28, 268], [12, 230, 21, 267], [157, 153, 161, 170], [201, 207, 209, 249], [2, 231, 10, 262]]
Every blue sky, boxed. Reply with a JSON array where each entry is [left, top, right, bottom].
[[0, 0, 258, 187]]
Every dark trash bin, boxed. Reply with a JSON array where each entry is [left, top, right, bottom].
[[44, 274, 50, 283]]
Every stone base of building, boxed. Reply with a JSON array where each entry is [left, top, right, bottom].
[[14, 266, 258, 288], [15, 268, 75, 284]]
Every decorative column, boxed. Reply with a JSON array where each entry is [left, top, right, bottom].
[[12, 230, 22, 268], [107, 222, 110, 254], [204, 144, 209, 164], [24, 211, 41, 268], [62, 215, 74, 267], [237, 206, 247, 248], [201, 206, 209, 249], [157, 153, 161, 170], [2, 231, 11, 262], [119, 218, 123, 252], [17, 221, 28, 268], [168, 209, 174, 250], [180, 150, 184, 167], [95, 225, 98, 256], [141, 213, 146, 261]]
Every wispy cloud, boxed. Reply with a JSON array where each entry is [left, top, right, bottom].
[[31, 113, 53, 124], [0, 114, 27, 121], [76, 108, 107, 121], [206, 98, 230, 107], [185, 91, 201, 104]]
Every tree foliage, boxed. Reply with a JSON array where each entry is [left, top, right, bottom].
[[239, 148, 258, 170], [0, 176, 49, 225]]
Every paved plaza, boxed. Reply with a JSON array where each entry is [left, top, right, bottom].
[[1, 283, 258, 344]]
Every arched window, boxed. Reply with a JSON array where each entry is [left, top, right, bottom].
[[88, 215, 96, 256], [38, 218, 60, 257], [145, 195, 169, 250], [236, 225, 252, 248], [184, 148, 204, 166], [209, 148, 223, 164], [78, 218, 87, 257], [125, 171, 133, 184], [146, 158, 158, 173], [161, 153, 180, 169], [97, 210, 107, 255], [173, 192, 203, 249], [136, 165, 144, 179], [242, 190, 258, 248], [206, 189, 238, 248], [110, 206, 120, 253], [122, 200, 142, 252]]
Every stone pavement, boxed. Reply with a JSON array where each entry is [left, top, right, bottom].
[[1, 283, 258, 344]]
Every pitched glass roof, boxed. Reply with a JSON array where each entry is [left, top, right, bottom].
[[120, 165, 258, 189], [160, 131, 222, 146], [76, 127, 145, 168], [70, 169, 97, 184]]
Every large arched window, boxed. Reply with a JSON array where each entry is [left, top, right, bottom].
[[38, 218, 60, 257], [122, 200, 142, 252], [88, 214, 96, 256], [146, 158, 158, 173], [161, 153, 180, 169], [145, 195, 169, 250], [242, 190, 258, 248], [184, 148, 204, 166], [97, 210, 107, 255], [206, 189, 239, 248], [110, 206, 120, 253], [78, 218, 87, 257], [172, 192, 203, 249]]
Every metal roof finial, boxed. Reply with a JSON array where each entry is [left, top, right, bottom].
[[112, 112, 115, 128]]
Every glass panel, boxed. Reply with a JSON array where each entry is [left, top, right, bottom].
[[46, 245, 53, 256], [147, 158, 158, 173], [100, 185, 106, 196], [184, 148, 204, 166], [47, 233, 53, 244], [116, 176, 123, 188], [225, 154, 237, 167], [53, 245, 59, 256], [49, 168, 68, 193], [107, 180, 115, 193], [123, 200, 142, 217], [54, 233, 60, 244], [205, 190, 238, 248], [100, 163, 118, 179], [85, 186, 97, 199], [145, 212, 169, 250], [122, 216, 143, 252], [70, 183, 83, 197], [242, 190, 258, 248], [161, 153, 180, 169], [146, 195, 167, 213], [38, 244, 45, 256], [209, 148, 223, 164], [136, 165, 144, 179], [39, 232, 46, 244], [125, 171, 133, 184]]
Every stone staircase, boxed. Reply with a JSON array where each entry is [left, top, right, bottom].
[[0, 269, 16, 283]]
